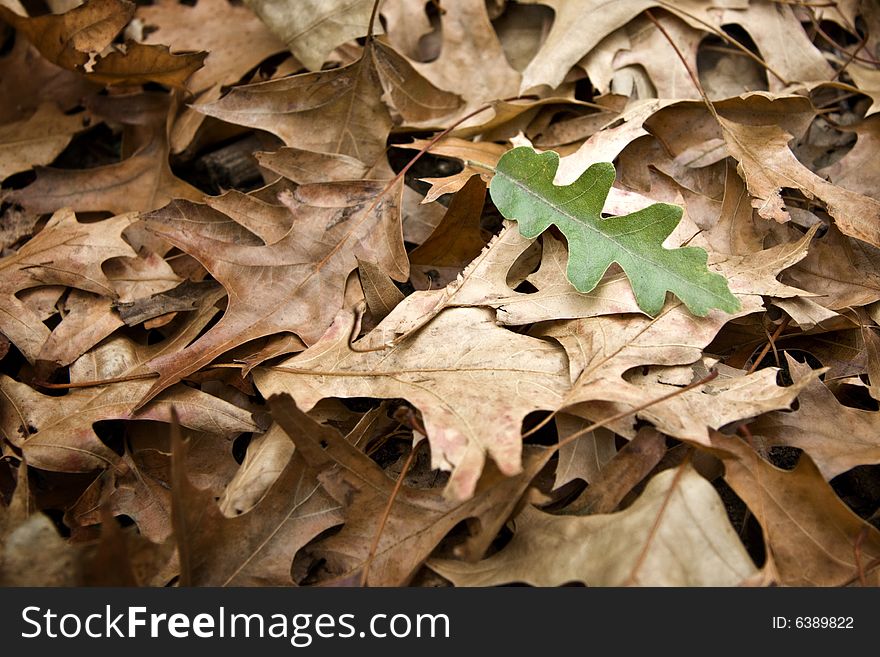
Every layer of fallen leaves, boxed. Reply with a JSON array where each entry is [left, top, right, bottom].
[[1, 0, 880, 587]]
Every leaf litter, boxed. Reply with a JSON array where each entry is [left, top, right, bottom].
[[1, 0, 880, 588]]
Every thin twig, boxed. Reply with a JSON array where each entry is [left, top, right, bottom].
[[747, 316, 791, 375], [645, 9, 718, 120], [361, 440, 422, 586], [655, 1, 788, 86]]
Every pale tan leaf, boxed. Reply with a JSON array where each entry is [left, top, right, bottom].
[[0, 103, 87, 179], [752, 356, 880, 480], [0, 210, 136, 362], [714, 431, 880, 586], [720, 116, 880, 248], [256, 307, 570, 500], [244, 0, 375, 72], [269, 394, 552, 585], [430, 464, 757, 586]]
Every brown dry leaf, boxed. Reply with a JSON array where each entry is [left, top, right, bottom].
[[0, 206, 39, 253], [243, 0, 375, 72], [197, 42, 388, 165], [136, 0, 286, 151], [0, 209, 135, 363], [169, 409, 341, 586], [255, 306, 570, 501], [751, 356, 880, 480], [0, 463, 84, 586], [255, 147, 371, 184], [7, 133, 202, 214], [105, 250, 183, 302], [137, 0, 285, 96], [780, 225, 880, 310], [0, 287, 258, 474], [820, 116, 880, 200], [708, 0, 834, 90], [613, 13, 703, 100], [357, 258, 404, 322], [66, 423, 242, 543], [566, 362, 819, 448], [0, 103, 87, 180], [407, 0, 520, 108], [0, 0, 134, 72], [517, 0, 655, 93], [36, 290, 122, 369], [87, 42, 207, 89], [553, 418, 617, 488], [218, 422, 295, 517], [115, 280, 221, 328], [705, 164, 769, 256], [268, 393, 553, 586], [713, 431, 880, 586], [430, 463, 757, 586], [7, 93, 202, 215], [409, 174, 488, 289], [564, 427, 668, 514], [0, 37, 97, 125], [847, 62, 880, 117], [372, 38, 464, 125], [138, 177, 408, 405], [380, 0, 435, 60], [555, 99, 677, 184], [719, 115, 880, 249], [360, 226, 538, 346], [198, 38, 460, 166], [397, 136, 504, 202]]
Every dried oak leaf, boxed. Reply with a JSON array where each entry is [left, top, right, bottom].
[[255, 306, 571, 501], [136, 0, 286, 151], [712, 431, 880, 586], [268, 394, 553, 586], [719, 116, 880, 249], [820, 116, 880, 200], [408, 174, 489, 290], [518, 0, 656, 93], [169, 404, 342, 586], [406, 0, 520, 108], [243, 0, 376, 72], [751, 356, 880, 480], [0, 286, 258, 474], [779, 225, 880, 310], [0, 209, 135, 363], [0, 0, 134, 72], [198, 38, 461, 166], [217, 422, 295, 518], [36, 290, 123, 370], [7, 93, 202, 215], [137, 177, 408, 406], [0, 0, 204, 88], [565, 362, 819, 447], [86, 42, 207, 89], [138, 0, 285, 96], [430, 463, 757, 586], [0, 34, 100, 125], [0, 103, 88, 180]]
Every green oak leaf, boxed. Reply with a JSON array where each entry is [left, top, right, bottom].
[[489, 147, 740, 317]]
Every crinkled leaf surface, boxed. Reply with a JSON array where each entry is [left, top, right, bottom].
[[489, 147, 740, 316]]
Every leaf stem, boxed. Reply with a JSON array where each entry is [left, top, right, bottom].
[[360, 440, 422, 586], [549, 369, 719, 455]]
